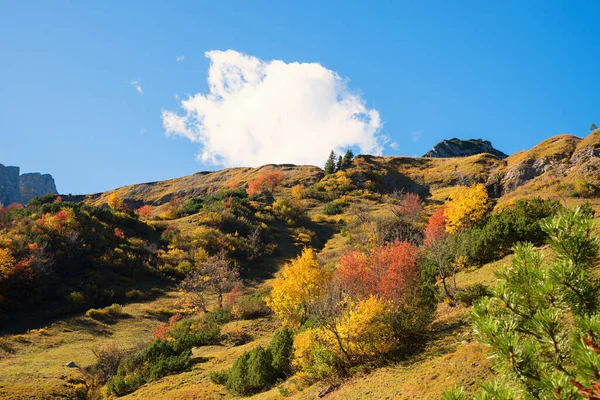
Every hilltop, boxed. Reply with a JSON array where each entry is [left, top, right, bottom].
[[423, 138, 508, 159], [82, 130, 600, 212]]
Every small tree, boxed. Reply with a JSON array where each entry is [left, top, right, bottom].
[[324, 150, 337, 174], [444, 183, 491, 234], [107, 192, 123, 210], [423, 206, 459, 298], [336, 155, 343, 171], [179, 251, 240, 312], [591, 123, 598, 131], [447, 207, 600, 399], [135, 205, 153, 220], [265, 248, 331, 329]]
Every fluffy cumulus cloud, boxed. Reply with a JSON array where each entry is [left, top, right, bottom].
[[162, 50, 385, 167]]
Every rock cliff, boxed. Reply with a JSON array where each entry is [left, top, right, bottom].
[[0, 164, 58, 205]]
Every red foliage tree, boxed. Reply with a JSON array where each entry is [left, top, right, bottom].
[[246, 171, 284, 196], [135, 205, 153, 220], [335, 240, 419, 304], [423, 206, 448, 248], [392, 192, 423, 222]]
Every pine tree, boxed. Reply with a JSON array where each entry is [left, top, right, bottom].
[[444, 206, 600, 399], [336, 155, 343, 171], [324, 150, 337, 174], [591, 123, 598, 132], [342, 149, 354, 167]]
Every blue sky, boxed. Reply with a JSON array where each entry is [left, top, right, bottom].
[[1, 1, 599, 194]]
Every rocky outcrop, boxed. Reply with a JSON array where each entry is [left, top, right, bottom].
[[0, 164, 21, 206], [20, 173, 58, 204], [0, 163, 58, 206], [424, 138, 508, 159]]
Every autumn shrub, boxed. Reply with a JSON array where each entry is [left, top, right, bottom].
[[573, 178, 597, 198], [125, 289, 147, 300], [85, 304, 125, 320], [68, 291, 85, 305], [233, 294, 272, 320], [292, 329, 337, 379]]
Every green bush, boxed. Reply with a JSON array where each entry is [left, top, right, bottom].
[[463, 197, 561, 266], [203, 308, 233, 326], [213, 327, 294, 395], [208, 370, 229, 385], [268, 328, 294, 379], [454, 284, 491, 306], [323, 202, 343, 215], [107, 321, 220, 396], [226, 346, 274, 395]]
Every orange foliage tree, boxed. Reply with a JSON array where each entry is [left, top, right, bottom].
[[246, 171, 284, 196], [135, 205, 153, 220], [335, 240, 419, 303]]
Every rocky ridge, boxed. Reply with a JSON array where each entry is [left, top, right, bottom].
[[0, 163, 58, 205], [424, 138, 508, 159]]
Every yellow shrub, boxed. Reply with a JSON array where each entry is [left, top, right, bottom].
[[444, 183, 491, 233], [291, 185, 305, 199]]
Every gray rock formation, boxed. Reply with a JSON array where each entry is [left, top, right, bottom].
[[424, 138, 508, 159], [0, 163, 58, 205], [0, 164, 21, 206], [20, 173, 58, 204]]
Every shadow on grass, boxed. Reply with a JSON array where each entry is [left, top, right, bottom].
[[190, 356, 213, 365], [62, 317, 114, 337], [242, 218, 339, 284]]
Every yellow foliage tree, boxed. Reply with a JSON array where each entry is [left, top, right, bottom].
[[443, 183, 491, 233], [265, 248, 331, 329], [0, 248, 15, 279], [107, 192, 123, 210]]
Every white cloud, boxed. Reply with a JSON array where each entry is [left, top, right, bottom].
[[162, 50, 385, 167], [176, 55, 185, 62], [411, 130, 422, 143], [140, 128, 146, 136], [130, 79, 143, 95]]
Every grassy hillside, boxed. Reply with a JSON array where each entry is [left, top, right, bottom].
[[2, 131, 600, 399]]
